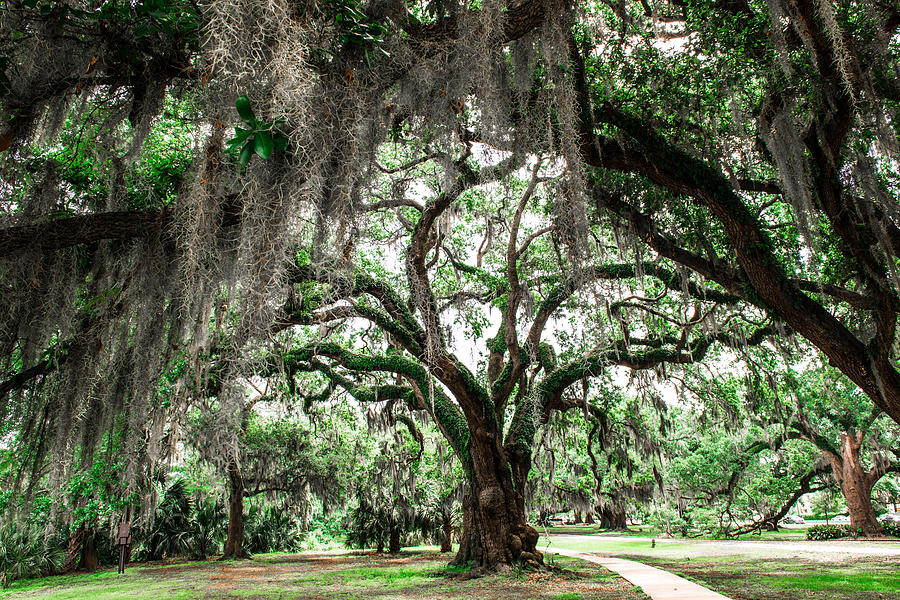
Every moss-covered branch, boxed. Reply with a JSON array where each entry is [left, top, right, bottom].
[[280, 342, 472, 471]]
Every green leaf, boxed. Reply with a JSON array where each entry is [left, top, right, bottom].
[[239, 141, 254, 167], [254, 130, 274, 159], [273, 135, 288, 151], [227, 127, 253, 146], [235, 95, 256, 124]]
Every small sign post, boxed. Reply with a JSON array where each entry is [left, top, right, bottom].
[[116, 520, 131, 575]]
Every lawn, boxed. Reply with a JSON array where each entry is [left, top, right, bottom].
[[541, 530, 900, 599], [0, 551, 650, 600], [540, 525, 812, 542], [634, 555, 900, 600]]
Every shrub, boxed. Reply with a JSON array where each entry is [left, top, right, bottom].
[[141, 479, 197, 560], [243, 505, 304, 554], [345, 497, 444, 553], [192, 497, 225, 559], [806, 524, 850, 540], [0, 523, 64, 587], [882, 522, 900, 538]]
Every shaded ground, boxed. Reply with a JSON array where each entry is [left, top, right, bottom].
[[631, 555, 900, 600], [1, 551, 650, 600]]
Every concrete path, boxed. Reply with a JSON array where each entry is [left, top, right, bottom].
[[547, 547, 732, 600]]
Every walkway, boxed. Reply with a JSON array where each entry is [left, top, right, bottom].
[[547, 547, 733, 600]]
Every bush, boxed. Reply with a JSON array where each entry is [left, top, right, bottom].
[[141, 479, 197, 560], [192, 497, 225, 559], [345, 497, 445, 553], [243, 505, 304, 554], [0, 523, 64, 587], [882, 522, 900, 537], [806, 524, 850, 540]]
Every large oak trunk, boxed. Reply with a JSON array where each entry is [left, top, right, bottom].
[[833, 432, 882, 537], [450, 435, 541, 569], [597, 503, 628, 530], [222, 461, 250, 559]]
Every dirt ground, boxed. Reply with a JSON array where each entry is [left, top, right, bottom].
[[3, 551, 651, 600]]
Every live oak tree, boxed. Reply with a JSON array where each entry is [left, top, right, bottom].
[[266, 145, 773, 567], [787, 367, 900, 536], [679, 354, 900, 536], [664, 418, 830, 536], [528, 387, 663, 530]]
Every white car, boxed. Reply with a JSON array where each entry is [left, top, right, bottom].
[[831, 514, 851, 524], [877, 512, 900, 524], [779, 515, 806, 525]]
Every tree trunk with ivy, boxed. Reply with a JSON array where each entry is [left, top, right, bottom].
[[451, 436, 541, 568]]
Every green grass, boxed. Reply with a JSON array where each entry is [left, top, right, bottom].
[[540, 536, 702, 559], [636, 556, 900, 600], [0, 551, 649, 600], [541, 524, 812, 541]]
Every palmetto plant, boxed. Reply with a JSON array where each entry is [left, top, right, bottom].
[[243, 504, 304, 554], [0, 522, 64, 587], [345, 495, 444, 554], [143, 479, 196, 560], [192, 497, 226, 559]]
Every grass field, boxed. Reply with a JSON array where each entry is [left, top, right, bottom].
[[539, 530, 900, 600], [539, 525, 816, 542], [634, 555, 900, 600], [0, 551, 650, 600]]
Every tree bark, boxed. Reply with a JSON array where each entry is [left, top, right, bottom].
[[597, 503, 628, 530], [221, 461, 250, 559], [78, 527, 99, 571], [450, 437, 541, 569], [389, 528, 401, 554], [825, 431, 883, 537], [440, 514, 453, 553], [62, 526, 84, 573]]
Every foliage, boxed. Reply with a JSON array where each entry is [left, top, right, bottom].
[[141, 479, 199, 561], [243, 504, 304, 554], [191, 497, 226, 559], [344, 495, 443, 552], [225, 95, 288, 168], [3, 0, 900, 569], [0, 522, 64, 587], [806, 524, 851, 541]]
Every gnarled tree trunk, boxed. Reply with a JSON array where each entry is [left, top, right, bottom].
[[451, 436, 541, 569], [597, 503, 628, 530], [825, 431, 882, 537]]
